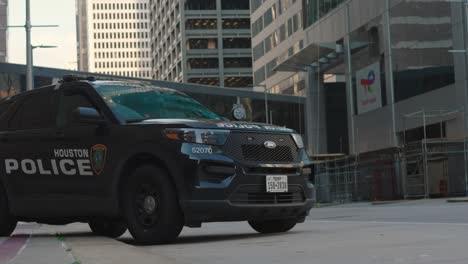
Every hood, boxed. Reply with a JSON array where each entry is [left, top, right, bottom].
[[135, 119, 295, 133]]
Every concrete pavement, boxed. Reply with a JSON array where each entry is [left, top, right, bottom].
[[1, 198, 468, 264]]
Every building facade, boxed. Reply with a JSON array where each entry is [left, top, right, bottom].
[[271, 0, 468, 200], [251, 0, 306, 95], [76, 0, 151, 78], [0, 0, 7, 62], [150, 0, 253, 88]]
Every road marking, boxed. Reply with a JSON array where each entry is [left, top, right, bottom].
[[0, 235, 29, 264], [309, 220, 468, 226]]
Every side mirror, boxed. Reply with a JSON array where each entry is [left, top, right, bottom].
[[72, 107, 108, 126]]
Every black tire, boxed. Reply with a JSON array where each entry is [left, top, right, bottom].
[[123, 165, 183, 245], [248, 219, 297, 234], [0, 184, 17, 237], [88, 220, 127, 238]]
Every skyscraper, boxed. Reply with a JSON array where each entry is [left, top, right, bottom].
[[150, 0, 253, 88], [76, 0, 151, 78]]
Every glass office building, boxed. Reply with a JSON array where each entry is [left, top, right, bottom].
[[276, 0, 464, 154]]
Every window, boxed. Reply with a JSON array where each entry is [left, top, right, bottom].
[[266, 58, 278, 78], [96, 85, 220, 121], [303, 0, 345, 28], [224, 57, 252, 68], [188, 58, 219, 69], [263, 5, 276, 27], [222, 18, 250, 29], [223, 38, 251, 49], [184, 0, 216, 10], [254, 67, 266, 84], [251, 0, 263, 13], [252, 17, 263, 37], [0, 101, 13, 130], [221, 0, 249, 10], [10, 89, 56, 130], [253, 43, 265, 61], [57, 90, 96, 128], [187, 38, 218, 49], [185, 19, 217, 30], [279, 24, 286, 41]]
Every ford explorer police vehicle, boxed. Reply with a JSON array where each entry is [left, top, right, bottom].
[[0, 76, 315, 244]]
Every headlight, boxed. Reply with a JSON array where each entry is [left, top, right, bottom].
[[163, 129, 230, 145], [292, 133, 304, 149]]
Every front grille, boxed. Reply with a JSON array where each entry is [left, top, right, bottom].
[[244, 167, 299, 175], [230, 185, 306, 205], [223, 132, 299, 163]]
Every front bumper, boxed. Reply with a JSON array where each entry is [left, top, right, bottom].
[[179, 143, 316, 224], [181, 198, 315, 225]]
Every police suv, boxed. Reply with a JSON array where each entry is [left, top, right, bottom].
[[0, 76, 315, 244]]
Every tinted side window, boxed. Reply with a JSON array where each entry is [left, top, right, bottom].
[[0, 100, 13, 130], [57, 91, 95, 127], [9, 91, 56, 130]]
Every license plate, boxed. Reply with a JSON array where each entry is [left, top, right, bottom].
[[266, 175, 288, 193]]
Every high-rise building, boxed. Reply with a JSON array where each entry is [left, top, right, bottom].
[[0, 0, 8, 62], [250, 0, 306, 95], [76, 0, 151, 78], [150, 0, 253, 88]]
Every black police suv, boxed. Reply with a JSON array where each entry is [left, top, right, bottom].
[[0, 77, 315, 244]]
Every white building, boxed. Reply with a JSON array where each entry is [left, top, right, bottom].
[[0, 0, 8, 62], [76, 0, 151, 79], [150, 0, 253, 88], [250, 0, 305, 95]]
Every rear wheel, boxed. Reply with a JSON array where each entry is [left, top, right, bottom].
[[123, 165, 183, 245], [88, 220, 127, 238], [248, 219, 297, 234], [0, 184, 17, 237]]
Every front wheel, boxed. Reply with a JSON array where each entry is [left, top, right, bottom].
[[248, 219, 297, 234], [88, 220, 127, 238], [123, 165, 183, 245]]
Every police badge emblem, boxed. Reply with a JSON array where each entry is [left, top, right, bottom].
[[90, 144, 107, 175]]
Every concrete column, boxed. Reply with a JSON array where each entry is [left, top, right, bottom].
[[304, 66, 316, 154], [304, 66, 327, 155], [344, 2, 356, 155], [180, 0, 188, 83], [216, 0, 224, 87], [384, 0, 397, 147]]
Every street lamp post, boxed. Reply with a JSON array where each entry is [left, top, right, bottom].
[[26, 0, 33, 91], [0, 0, 58, 91], [250, 84, 269, 124]]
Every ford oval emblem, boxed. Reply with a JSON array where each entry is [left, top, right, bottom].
[[264, 141, 277, 149]]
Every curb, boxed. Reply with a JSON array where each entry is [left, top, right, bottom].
[[372, 201, 403, 206], [447, 198, 468, 203]]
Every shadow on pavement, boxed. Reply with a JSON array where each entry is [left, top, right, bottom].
[[17, 231, 96, 238], [120, 230, 302, 246]]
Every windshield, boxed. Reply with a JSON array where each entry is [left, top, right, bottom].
[[95, 83, 220, 122]]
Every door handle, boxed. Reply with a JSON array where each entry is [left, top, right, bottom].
[[56, 131, 65, 139]]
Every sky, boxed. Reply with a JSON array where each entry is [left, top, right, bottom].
[[8, 0, 77, 70]]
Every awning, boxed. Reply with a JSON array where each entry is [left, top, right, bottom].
[[274, 43, 336, 72], [274, 41, 370, 73]]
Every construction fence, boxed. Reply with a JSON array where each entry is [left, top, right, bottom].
[[313, 139, 468, 204]]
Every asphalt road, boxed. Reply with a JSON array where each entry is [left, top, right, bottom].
[[2, 199, 468, 264]]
